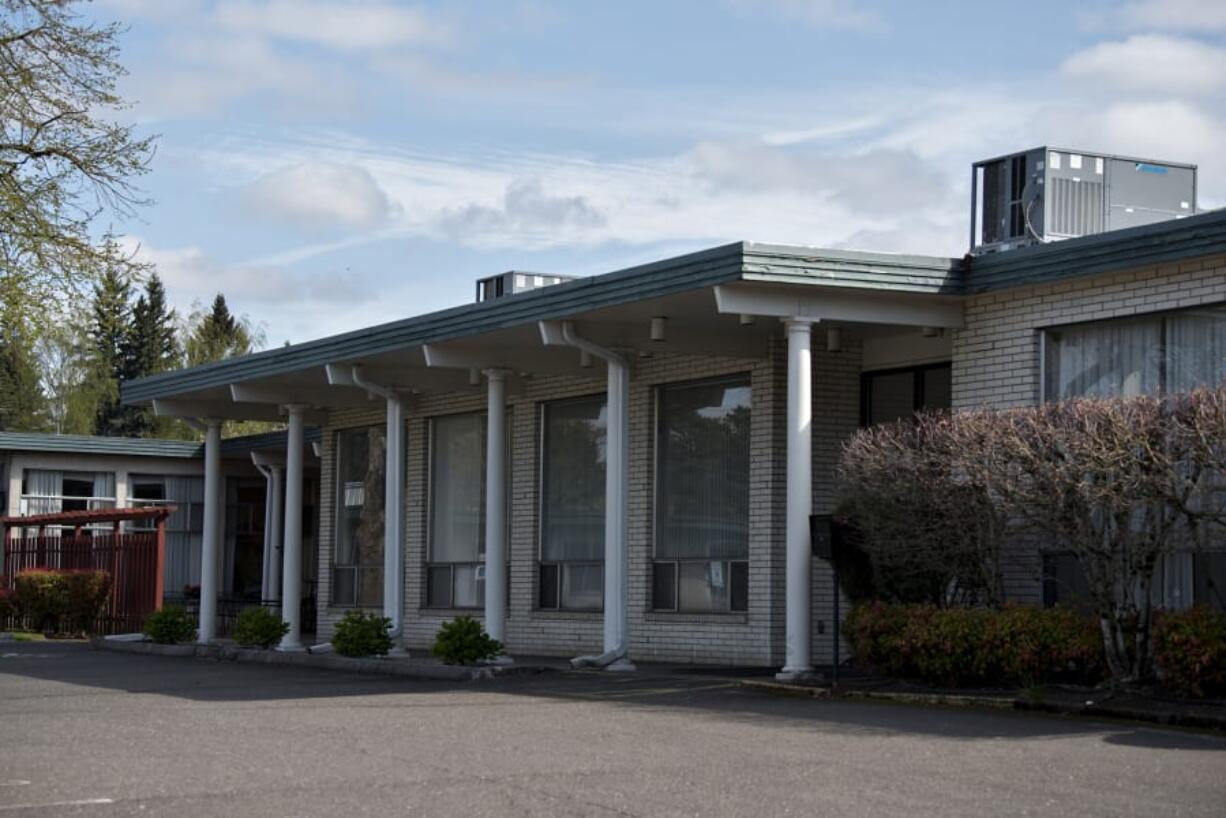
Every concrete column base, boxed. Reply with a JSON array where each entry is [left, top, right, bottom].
[[487, 655, 514, 666], [775, 668, 818, 683], [275, 641, 306, 653], [605, 658, 637, 672]]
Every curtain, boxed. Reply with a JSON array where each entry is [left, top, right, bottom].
[[23, 469, 62, 515], [1046, 316, 1161, 399], [1167, 304, 1226, 392], [92, 472, 116, 509], [164, 476, 204, 595], [430, 413, 486, 563], [656, 379, 751, 560], [541, 396, 607, 562], [1162, 552, 1195, 611]]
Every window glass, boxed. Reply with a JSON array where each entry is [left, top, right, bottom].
[[1195, 553, 1226, 611], [867, 371, 915, 425], [922, 366, 952, 412], [333, 426, 386, 607], [541, 396, 607, 562], [654, 377, 751, 612], [430, 413, 486, 564], [1166, 304, 1226, 393], [656, 378, 751, 561], [1042, 553, 1093, 614]]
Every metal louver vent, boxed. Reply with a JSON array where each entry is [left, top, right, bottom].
[[1050, 178, 1105, 237]]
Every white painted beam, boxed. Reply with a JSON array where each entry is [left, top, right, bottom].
[[277, 405, 307, 652], [714, 283, 964, 328], [198, 421, 223, 644], [230, 382, 371, 410]]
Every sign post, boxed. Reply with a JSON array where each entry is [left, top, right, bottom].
[[810, 514, 839, 691]]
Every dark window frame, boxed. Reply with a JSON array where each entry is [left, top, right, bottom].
[[331, 425, 388, 610], [860, 361, 952, 427]]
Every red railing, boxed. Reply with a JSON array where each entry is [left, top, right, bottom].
[[1, 507, 171, 634]]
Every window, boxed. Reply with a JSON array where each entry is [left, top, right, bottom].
[[1044, 303, 1226, 400], [1043, 551, 1226, 613], [861, 363, 952, 426], [427, 412, 488, 609], [539, 395, 607, 610], [653, 376, 751, 612], [20, 470, 116, 526], [333, 426, 386, 608], [129, 475, 205, 600]]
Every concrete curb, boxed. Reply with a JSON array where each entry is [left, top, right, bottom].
[[90, 637, 552, 682], [739, 679, 1226, 731]]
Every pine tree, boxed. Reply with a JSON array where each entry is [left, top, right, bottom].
[[0, 310, 48, 431], [119, 274, 179, 435], [89, 267, 132, 435], [186, 293, 255, 367]]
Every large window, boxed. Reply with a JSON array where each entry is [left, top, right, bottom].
[[1044, 303, 1226, 400], [333, 426, 386, 608], [1044, 551, 1226, 613], [539, 395, 607, 611], [861, 363, 952, 426], [427, 412, 488, 609], [653, 376, 751, 612], [21, 470, 116, 516]]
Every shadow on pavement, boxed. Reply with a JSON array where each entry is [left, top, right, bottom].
[[2, 641, 1223, 752]]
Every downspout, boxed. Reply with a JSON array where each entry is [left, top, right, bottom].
[[554, 321, 633, 670], [350, 366, 406, 643], [253, 459, 275, 602]]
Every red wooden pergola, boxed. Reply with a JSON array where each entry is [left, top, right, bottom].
[[1, 506, 176, 633]]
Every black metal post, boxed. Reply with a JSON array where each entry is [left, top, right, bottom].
[[832, 562, 839, 692]]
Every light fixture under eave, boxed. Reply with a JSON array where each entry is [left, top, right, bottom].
[[468, 368, 481, 386], [921, 326, 944, 338], [826, 327, 842, 353], [739, 314, 755, 326], [579, 348, 593, 368], [650, 316, 667, 342]]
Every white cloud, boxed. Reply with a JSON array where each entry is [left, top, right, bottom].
[[438, 179, 606, 248], [725, 0, 882, 31], [212, 0, 446, 51], [1061, 35, 1226, 95], [1118, 0, 1226, 31], [241, 161, 398, 231]]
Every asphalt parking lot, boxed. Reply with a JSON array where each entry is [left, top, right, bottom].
[[1, 642, 1223, 817]]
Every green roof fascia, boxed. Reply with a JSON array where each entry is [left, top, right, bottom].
[[121, 243, 751, 403], [967, 208, 1226, 293], [0, 432, 203, 459], [742, 243, 964, 294]]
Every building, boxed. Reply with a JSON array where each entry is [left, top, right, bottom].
[[0, 430, 321, 620], [119, 162, 1226, 672]]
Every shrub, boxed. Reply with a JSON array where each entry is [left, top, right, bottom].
[[332, 610, 393, 658], [1153, 607, 1226, 698], [0, 578, 15, 623], [431, 615, 504, 665], [13, 570, 69, 632], [233, 606, 289, 649], [143, 605, 197, 644], [61, 571, 112, 634], [845, 602, 1105, 688]]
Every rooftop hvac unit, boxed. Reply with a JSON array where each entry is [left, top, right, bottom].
[[475, 271, 575, 302], [970, 147, 1197, 253]]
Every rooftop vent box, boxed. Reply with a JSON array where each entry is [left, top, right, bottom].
[[475, 271, 575, 302], [970, 147, 1197, 254]]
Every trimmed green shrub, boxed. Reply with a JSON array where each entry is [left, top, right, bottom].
[[13, 570, 69, 632], [143, 605, 197, 644], [0, 577, 15, 623], [61, 571, 112, 634], [1153, 607, 1226, 698], [332, 610, 393, 657], [845, 602, 1104, 688], [431, 615, 504, 665], [233, 606, 290, 649]]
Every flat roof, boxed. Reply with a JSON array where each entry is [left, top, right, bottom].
[[0, 429, 321, 460], [120, 208, 1226, 405]]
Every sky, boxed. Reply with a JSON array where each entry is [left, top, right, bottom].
[[86, 0, 1226, 348]]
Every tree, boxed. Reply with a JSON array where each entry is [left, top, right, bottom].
[[88, 265, 130, 435], [35, 317, 96, 433], [0, 305, 46, 430], [184, 293, 261, 367], [1, 0, 156, 315], [119, 272, 177, 435]]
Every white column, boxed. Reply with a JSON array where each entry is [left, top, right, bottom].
[[198, 420, 223, 644], [603, 359, 634, 671], [278, 405, 307, 651], [483, 370, 509, 651], [268, 465, 283, 604], [779, 319, 815, 678], [384, 395, 406, 645]]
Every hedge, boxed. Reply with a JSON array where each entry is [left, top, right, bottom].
[[11, 569, 112, 635], [1152, 608, 1226, 698]]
